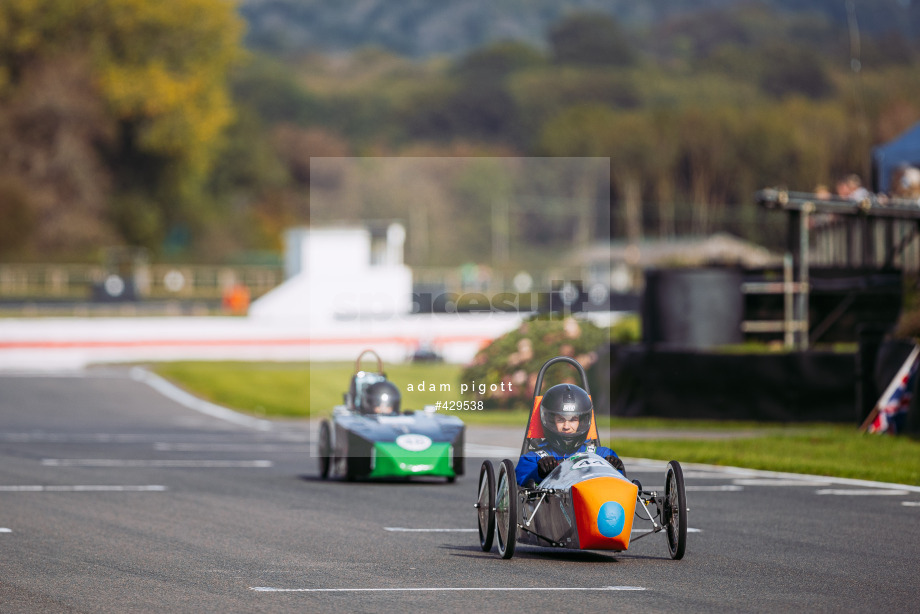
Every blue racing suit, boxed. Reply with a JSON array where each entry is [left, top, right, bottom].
[[516, 442, 619, 486]]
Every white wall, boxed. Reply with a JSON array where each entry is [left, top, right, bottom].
[[251, 224, 412, 322]]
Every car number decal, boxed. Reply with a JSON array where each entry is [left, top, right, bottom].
[[571, 458, 607, 470], [395, 434, 432, 452]]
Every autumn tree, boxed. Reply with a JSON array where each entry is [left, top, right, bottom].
[[0, 0, 244, 255]]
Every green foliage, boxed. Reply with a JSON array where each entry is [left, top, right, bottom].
[[460, 316, 609, 410], [230, 55, 324, 125], [549, 12, 637, 67], [0, 176, 34, 256], [0, 0, 245, 258], [108, 191, 165, 249], [611, 314, 640, 343], [758, 42, 834, 100], [895, 308, 920, 340], [93, 0, 244, 175], [5, 1, 920, 260], [453, 40, 545, 80]]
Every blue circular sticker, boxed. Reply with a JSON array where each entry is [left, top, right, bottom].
[[597, 501, 626, 538]]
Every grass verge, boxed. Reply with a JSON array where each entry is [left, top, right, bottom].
[[150, 361, 920, 485], [615, 425, 920, 486]]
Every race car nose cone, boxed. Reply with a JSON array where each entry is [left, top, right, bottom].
[[572, 477, 637, 550], [597, 501, 626, 538]]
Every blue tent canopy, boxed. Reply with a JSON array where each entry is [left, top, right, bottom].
[[872, 121, 920, 194]]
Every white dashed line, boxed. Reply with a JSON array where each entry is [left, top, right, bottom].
[[250, 586, 647, 592], [901, 501, 920, 507], [733, 479, 832, 487], [0, 485, 167, 492], [464, 444, 520, 457], [154, 443, 299, 452], [632, 528, 701, 533], [384, 527, 477, 532], [682, 471, 738, 479], [0, 433, 157, 443], [41, 459, 272, 468], [816, 489, 909, 496], [0, 528, 11, 533], [687, 485, 744, 492], [383, 526, 700, 535]]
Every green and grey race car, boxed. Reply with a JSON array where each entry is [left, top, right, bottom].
[[318, 350, 465, 483]]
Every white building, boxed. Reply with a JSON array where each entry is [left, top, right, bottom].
[[249, 223, 413, 322]]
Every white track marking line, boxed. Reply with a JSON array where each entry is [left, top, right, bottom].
[[687, 485, 743, 492], [1, 433, 156, 443], [632, 528, 701, 533], [816, 489, 909, 496], [464, 444, 520, 457], [0, 485, 166, 492], [250, 586, 647, 592], [383, 526, 701, 535], [902, 501, 920, 507], [154, 443, 299, 452], [733, 479, 832, 487], [1, 528, 11, 533], [130, 367, 273, 431], [672, 460, 920, 493], [682, 471, 739, 479], [384, 527, 477, 532], [41, 459, 272, 468], [0, 371, 88, 378]]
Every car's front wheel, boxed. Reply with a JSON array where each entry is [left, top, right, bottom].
[[319, 421, 331, 479]]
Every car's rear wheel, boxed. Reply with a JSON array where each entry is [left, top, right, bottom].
[[664, 460, 687, 560], [476, 461, 495, 552], [319, 421, 331, 479], [495, 459, 518, 559]]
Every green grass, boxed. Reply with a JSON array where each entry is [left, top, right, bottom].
[[152, 360, 471, 419], [153, 361, 310, 418], [150, 361, 920, 485], [615, 425, 920, 486]]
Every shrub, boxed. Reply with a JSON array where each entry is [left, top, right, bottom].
[[461, 315, 608, 410]]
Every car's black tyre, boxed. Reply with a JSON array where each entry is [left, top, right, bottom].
[[319, 421, 331, 479], [477, 461, 495, 552], [664, 460, 688, 560], [344, 459, 357, 482], [495, 459, 518, 559], [453, 453, 465, 477], [453, 434, 465, 477]]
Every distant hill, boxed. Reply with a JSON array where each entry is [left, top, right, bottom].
[[239, 0, 920, 58]]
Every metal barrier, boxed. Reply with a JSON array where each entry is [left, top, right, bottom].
[[0, 263, 283, 302]]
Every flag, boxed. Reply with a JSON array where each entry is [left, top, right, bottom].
[[869, 345, 920, 435]]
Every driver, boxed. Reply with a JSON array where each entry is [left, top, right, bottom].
[[360, 380, 401, 415], [515, 383, 625, 486]]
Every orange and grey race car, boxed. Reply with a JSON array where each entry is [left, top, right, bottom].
[[476, 356, 688, 559]]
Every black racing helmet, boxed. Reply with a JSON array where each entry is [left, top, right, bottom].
[[539, 383, 592, 454], [361, 380, 401, 415]]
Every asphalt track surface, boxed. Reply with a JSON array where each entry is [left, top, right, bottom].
[[2, 370, 919, 613]]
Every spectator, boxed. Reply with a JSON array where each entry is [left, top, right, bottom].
[[892, 165, 920, 200], [813, 184, 832, 200], [835, 174, 871, 202]]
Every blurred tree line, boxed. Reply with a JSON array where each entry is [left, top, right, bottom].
[[2, 1, 920, 263]]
